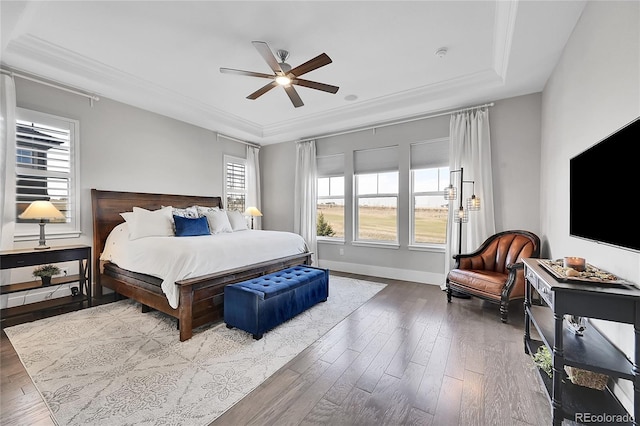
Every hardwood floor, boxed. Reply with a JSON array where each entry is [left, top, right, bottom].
[[1, 273, 552, 425]]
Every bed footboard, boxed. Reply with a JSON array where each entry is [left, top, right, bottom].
[[100, 252, 312, 341]]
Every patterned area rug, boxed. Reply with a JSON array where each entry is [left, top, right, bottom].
[[5, 276, 385, 426]]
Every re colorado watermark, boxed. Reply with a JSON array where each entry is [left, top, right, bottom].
[[575, 412, 634, 423]]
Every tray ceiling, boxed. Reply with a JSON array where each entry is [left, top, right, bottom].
[[1, 1, 586, 144]]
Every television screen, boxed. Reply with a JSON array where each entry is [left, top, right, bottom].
[[570, 116, 640, 252]]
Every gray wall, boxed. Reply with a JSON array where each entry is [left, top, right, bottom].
[[3, 78, 245, 302], [490, 93, 541, 234], [540, 0, 639, 411], [260, 140, 296, 232], [261, 93, 542, 285], [13, 77, 246, 255]]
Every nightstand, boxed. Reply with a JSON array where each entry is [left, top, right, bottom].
[[1, 245, 92, 324]]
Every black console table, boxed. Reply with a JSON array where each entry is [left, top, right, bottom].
[[1, 245, 92, 323], [523, 258, 639, 425]]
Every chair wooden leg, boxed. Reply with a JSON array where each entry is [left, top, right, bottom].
[[500, 301, 509, 323], [447, 286, 452, 303]]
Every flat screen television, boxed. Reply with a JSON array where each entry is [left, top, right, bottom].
[[569, 116, 640, 252]]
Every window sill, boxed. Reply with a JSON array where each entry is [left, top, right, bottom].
[[351, 241, 400, 250], [317, 238, 345, 245], [14, 231, 82, 242], [408, 244, 446, 253]]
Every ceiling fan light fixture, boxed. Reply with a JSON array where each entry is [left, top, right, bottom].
[[221, 41, 339, 107], [275, 75, 292, 86]]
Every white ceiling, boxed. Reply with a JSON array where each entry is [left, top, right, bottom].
[[1, 1, 586, 145]]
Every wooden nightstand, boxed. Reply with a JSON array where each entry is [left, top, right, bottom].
[[1, 245, 91, 324]]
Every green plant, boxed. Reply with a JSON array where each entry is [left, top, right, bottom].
[[32, 264, 60, 278], [533, 345, 553, 378], [317, 212, 336, 237]]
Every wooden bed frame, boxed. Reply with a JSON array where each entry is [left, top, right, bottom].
[[91, 189, 311, 341]]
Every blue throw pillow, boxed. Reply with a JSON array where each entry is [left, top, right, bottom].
[[173, 215, 210, 237]]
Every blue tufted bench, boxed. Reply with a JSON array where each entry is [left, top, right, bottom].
[[224, 265, 329, 340]]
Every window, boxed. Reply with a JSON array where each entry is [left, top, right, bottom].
[[14, 108, 80, 240], [411, 168, 449, 244], [317, 154, 344, 239], [354, 146, 399, 243], [224, 155, 246, 212], [410, 139, 449, 245]]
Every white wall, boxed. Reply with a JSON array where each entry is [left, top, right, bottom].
[[540, 0, 640, 412], [261, 93, 542, 284], [2, 78, 246, 307]]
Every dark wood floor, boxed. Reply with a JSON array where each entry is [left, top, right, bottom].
[[1, 273, 552, 425]]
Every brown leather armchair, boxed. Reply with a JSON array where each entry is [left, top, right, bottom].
[[446, 230, 540, 322]]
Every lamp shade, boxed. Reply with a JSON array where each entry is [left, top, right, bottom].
[[18, 201, 65, 220], [444, 184, 457, 201], [467, 195, 481, 211], [454, 206, 468, 223], [244, 207, 263, 217]]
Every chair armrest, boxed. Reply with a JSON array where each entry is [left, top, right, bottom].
[[506, 262, 524, 271], [452, 252, 479, 269]]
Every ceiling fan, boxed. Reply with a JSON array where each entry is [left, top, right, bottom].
[[220, 41, 339, 108]]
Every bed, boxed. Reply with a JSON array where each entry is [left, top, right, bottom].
[[91, 189, 312, 341]]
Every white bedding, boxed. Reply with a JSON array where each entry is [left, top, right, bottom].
[[100, 224, 308, 308]]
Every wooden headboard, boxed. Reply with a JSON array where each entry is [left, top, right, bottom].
[[91, 189, 223, 275]]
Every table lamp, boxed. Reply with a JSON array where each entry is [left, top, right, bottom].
[[18, 200, 65, 250], [244, 206, 263, 230]]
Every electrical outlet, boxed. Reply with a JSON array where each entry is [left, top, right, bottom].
[[60, 267, 69, 276], [339, 248, 344, 256]]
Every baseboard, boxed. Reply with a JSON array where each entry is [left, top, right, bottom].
[[318, 259, 444, 286]]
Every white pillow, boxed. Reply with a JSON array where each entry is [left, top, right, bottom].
[[203, 209, 233, 234], [227, 210, 248, 231], [162, 205, 199, 219], [196, 205, 220, 217], [125, 206, 174, 240]]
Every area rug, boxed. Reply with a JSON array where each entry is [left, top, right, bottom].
[[5, 276, 385, 426]]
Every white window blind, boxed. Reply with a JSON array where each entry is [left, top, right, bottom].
[[317, 154, 344, 178], [410, 138, 449, 169], [224, 155, 246, 212], [354, 145, 398, 174], [14, 108, 80, 240]]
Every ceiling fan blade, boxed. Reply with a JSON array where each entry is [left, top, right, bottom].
[[252, 41, 284, 75], [247, 81, 278, 100], [220, 68, 274, 79], [284, 85, 304, 108], [289, 53, 332, 78], [293, 79, 339, 94]]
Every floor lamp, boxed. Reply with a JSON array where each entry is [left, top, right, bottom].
[[444, 167, 481, 297]]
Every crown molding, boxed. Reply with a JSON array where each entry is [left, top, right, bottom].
[[3, 34, 263, 139], [493, 0, 519, 80], [2, 0, 518, 145], [261, 68, 502, 141]]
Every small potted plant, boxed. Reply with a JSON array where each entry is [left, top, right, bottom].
[[33, 264, 60, 286], [533, 345, 553, 378]]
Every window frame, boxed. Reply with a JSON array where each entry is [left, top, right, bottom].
[[354, 171, 399, 245], [223, 154, 247, 212], [14, 108, 81, 241], [317, 175, 345, 241], [410, 166, 450, 247]]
